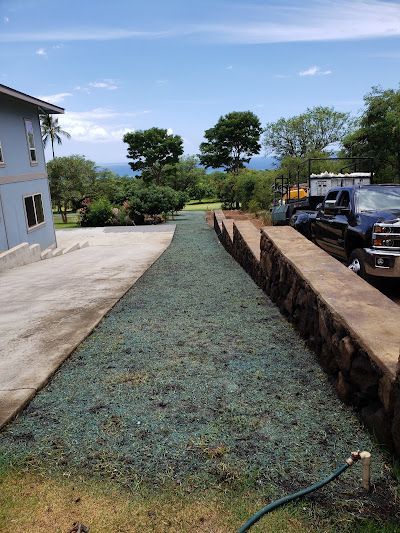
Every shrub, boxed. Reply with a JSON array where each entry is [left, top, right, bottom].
[[127, 184, 184, 223], [235, 170, 259, 210], [80, 197, 113, 226], [217, 174, 237, 209], [251, 172, 275, 209]]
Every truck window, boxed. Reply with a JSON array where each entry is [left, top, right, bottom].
[[324, 190, 339, 209], [356, 188, 400, 212], [337, 191, 350, 207]]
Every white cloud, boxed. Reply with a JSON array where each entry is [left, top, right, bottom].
[[299, 66, 332, 76], [156, 79, 168, 86], [110, 128, 133, 140], [74, 85, 91, 94], [0, 28, 172, 43], [57, 108, 150, 143], [3, 17, 9, 23], [2, 0, 399, 46], [37, 92, 73, 104], [36, 48, 47, 56], [194, 0, 400, 44], [89, 79, 119, 90], [274, 73, 291, 79], [167, 128, 173, 135], [226, 65, 233, 70]]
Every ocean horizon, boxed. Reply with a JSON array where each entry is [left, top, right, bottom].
[[99, 156, 278, 177]]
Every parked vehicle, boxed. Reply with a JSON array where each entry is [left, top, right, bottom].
[[272, 158, 400, 280], [308, 184, 400, 279]]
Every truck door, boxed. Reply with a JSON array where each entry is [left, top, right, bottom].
[[329, 190, 351, 260], [312, 190, 340, 255]]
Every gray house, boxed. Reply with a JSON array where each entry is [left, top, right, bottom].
[[0, 84, 64, 252]]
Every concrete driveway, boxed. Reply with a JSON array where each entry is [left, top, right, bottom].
[[0, 225, 175, 428]]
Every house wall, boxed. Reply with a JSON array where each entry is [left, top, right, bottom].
[[0, 179, 55, 250], [0, 92, 56, 251]]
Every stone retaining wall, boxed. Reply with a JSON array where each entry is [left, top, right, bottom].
[[213, 210, 400, 455], [231, 221, 262, 287]]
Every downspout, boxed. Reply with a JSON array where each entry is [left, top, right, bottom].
[[0, 188, 10, 249]]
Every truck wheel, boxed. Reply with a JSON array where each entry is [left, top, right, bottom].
[[348, 249, 369, 281]]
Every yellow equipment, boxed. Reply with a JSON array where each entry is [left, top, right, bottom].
[[283, 187, 308, 201]]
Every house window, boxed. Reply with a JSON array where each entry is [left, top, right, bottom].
[[24, 119, 38, 164], [0, 142, 4, 165], [24, 193, 45, 229]]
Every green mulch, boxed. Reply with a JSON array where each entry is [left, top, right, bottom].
[[0, 212, 398, 531]]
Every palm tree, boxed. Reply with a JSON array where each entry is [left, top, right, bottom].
[[40, 114, 71, 158]]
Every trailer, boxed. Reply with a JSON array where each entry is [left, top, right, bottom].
[[271, 157, 374, 226]]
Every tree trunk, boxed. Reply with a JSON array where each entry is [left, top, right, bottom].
[[51, 137, 55, 159], [61, 205, 68, 223]]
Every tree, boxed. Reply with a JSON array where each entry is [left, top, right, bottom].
[[47, 155, 96, 222], [161, 155, 204, 191], [264, 106, 351, 159], [40, 114, 71, 158], [342, 86, 400, 182], [123, 128, 183, 185], [199, 111, 263, 174]]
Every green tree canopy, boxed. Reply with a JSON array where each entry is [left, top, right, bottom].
[[123, 127, 183, 185], [40, 114, 71, 159], [161, 155, 204, 191], [264, 106, 351, 159], [342, 86, 400, 182], [47, 155, 96, 222], [199, 111, 263, 174], [160, 155, 216, 201]]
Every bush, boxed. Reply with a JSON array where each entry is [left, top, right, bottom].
[[80, 197, 113, 226], [251, 172, 275, 210], [127, 184, 185, 223], [235, 170, 259, 210], [217, 174, 237, 209]]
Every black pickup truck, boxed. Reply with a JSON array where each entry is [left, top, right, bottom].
[[291, 184, 400, 279]]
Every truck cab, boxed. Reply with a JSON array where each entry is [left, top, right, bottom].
[[311, 185, 400, 279]]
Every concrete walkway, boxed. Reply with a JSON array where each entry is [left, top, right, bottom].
[[0, 225, 175, 428]]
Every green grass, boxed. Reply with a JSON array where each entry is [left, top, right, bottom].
[[183, 199, 222, 211], [53, 211, 80, 230]]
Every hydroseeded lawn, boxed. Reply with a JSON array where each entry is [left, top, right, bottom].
[[0, 212, 398, 532]]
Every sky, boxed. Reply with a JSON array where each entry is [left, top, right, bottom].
[[1, 0, 400, 164]]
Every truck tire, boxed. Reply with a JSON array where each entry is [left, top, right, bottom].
[[348, 249, 369, 281]]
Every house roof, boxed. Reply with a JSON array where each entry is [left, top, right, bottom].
[[0, 84, 64, 114]]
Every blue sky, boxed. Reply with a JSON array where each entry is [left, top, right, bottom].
[[1, 0, 400, 164]]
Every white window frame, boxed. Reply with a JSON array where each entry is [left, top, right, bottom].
[[0, 141, 5, 167], [24, 118, 38, 166], [23, 193, 46, 231]]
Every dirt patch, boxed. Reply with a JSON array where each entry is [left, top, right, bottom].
[[206, 209, 267, 230], [221, 210, 267, 230]]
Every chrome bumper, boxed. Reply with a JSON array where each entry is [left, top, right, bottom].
[[364, 248, 400, 277]]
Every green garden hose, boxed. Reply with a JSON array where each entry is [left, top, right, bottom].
[[238, 451, 369, 533]]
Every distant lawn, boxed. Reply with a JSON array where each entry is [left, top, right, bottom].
[[183, 199, 222, 211], [53, 211, 80, 230]]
